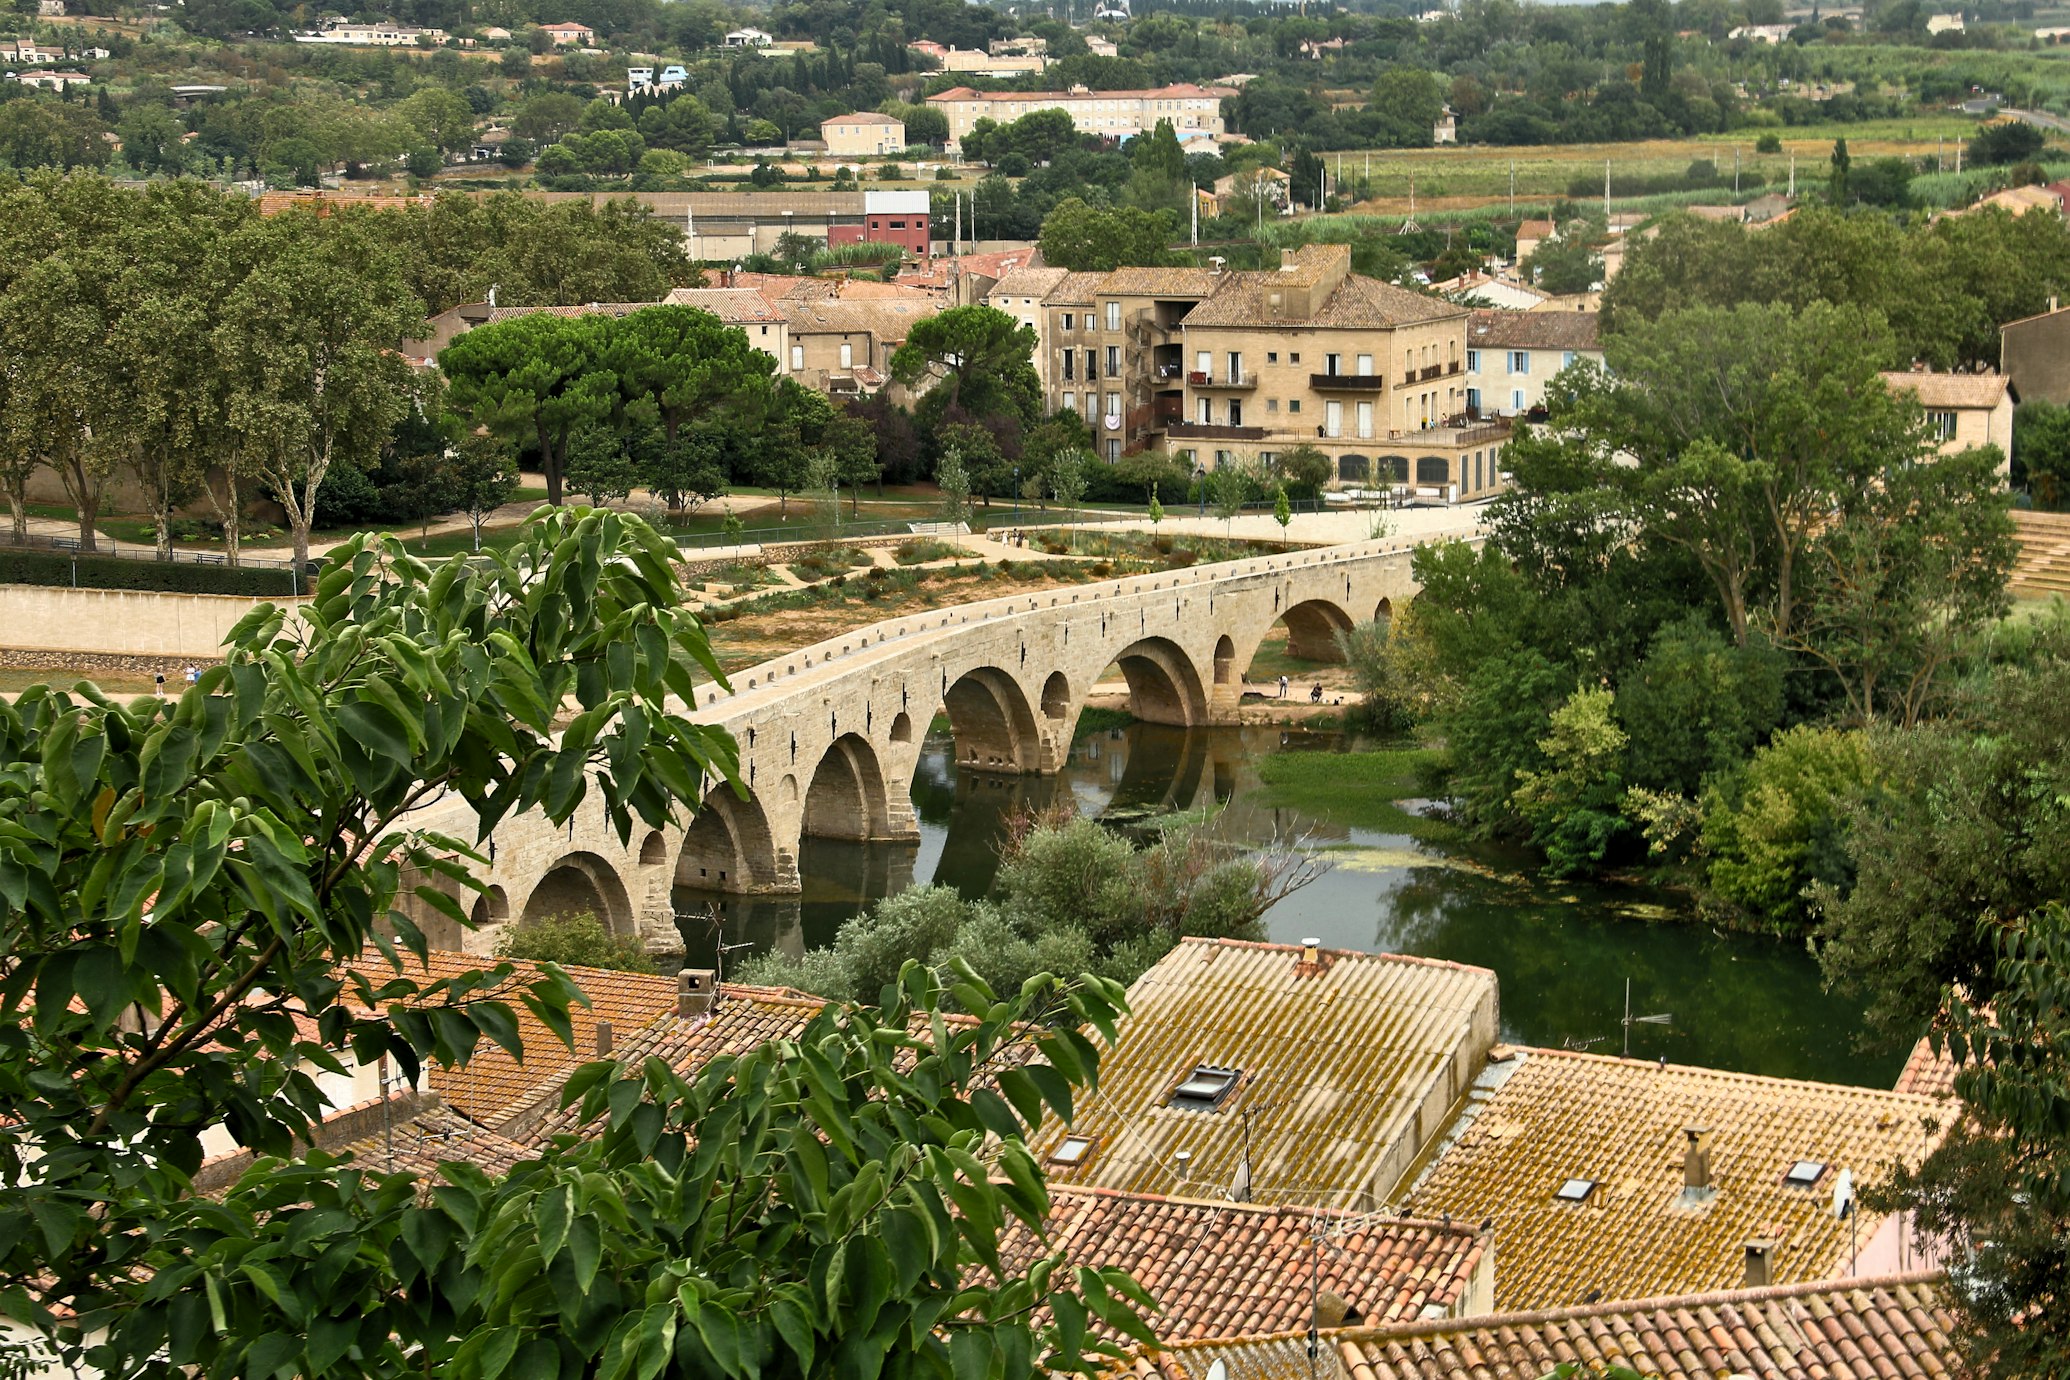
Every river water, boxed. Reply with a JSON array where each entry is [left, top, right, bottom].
[[674, 721, 1907, 1089]]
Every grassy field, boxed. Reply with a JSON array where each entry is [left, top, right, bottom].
[[1333, 115, 1993, 212]]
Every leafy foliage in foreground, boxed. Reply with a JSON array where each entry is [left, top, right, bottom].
[[115, 963, 1150, 1379]]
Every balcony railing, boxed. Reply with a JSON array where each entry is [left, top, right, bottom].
[[1419, 363, 1444, 381], [1310, 372, 1387, 390], [1167, 421, 1268, 441], [1193, 372, 1258, 390]]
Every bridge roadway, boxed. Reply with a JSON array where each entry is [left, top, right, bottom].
[[403, 538, 1422, 953]]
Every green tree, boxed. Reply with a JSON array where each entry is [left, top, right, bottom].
[[1277, 443, 1333, 499], [0, 510, 732, 1367], [440, 311, 618, 506], [218, 213, 422, 570], [1206, 459, 1249, 533], [1524, 234, 1604, 294], [1701, 724, 1877, 932], [1271, 484, 1292, 536], [450, 430, 522, 551], [935, 444, 973, 528], [1511, 683, 1631, 877], [2013, 399, 2070, 506], [563, 422, 641, 508], [1828, 136, 1850, 202], [1037, 197, 1176, 272], [1967, 119, 2045, 168], [494, 910, 658, 973], [399, 86, 477, 155], [888, 305, 1041, 430], [641, 424, 728, 518], [1616, 615, 1786, 798]]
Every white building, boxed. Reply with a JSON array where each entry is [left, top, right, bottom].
[[1927, 12, 1964, 32], [10, 69, 90, 89], [1463, 310, 1603, 418], [926, 82, 1234, 153], [292, 21, 448, 45], [723, 26, 773, 47]]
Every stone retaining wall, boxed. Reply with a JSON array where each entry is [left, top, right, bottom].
[[0, 585, 304, 661]]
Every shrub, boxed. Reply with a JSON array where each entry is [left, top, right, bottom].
[[0, 547, 309, 597], [492, 910, 657, 973], [1701, 725, 1878, 933], [1755, 132, 1783, 154]]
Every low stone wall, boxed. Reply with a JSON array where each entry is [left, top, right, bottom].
[[0, 585, 305, 661], [676, 533, 919, 581]]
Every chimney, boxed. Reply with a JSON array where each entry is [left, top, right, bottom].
[[677, 968, 717, 1019], [1742, 1239, 1775, 1289], [595, 1019, 614, 1057], [1313, 1289, 1359, 1329], [1208, 255, 1226, 274], [2052, 294, 2061, 314], [1302, 937, 1321, 965], [1173, 1149, 1191, 1181], [1679, 1127, 1716, 1207]]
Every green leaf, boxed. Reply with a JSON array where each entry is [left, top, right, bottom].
[[537, 1182, 572, 1262]]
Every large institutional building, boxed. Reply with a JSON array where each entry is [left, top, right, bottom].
[[926, 82, 1234, 151], [994, 244, 1510, 500]]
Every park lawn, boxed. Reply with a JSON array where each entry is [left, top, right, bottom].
[[1253, 744, 1461, 844]]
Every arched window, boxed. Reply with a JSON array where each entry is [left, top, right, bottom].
[[1337, 454, 1370, 483]]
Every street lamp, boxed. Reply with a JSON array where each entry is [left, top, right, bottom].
[[1012, 465, 1020, 524]]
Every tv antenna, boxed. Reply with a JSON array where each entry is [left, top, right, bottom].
[[1620, 977, 1673, 1058]]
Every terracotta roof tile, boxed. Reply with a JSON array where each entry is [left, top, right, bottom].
[[344, 948, 680, 1125], [1129, 1273, 1964, 1380], [987, 266, 1070, 300], [994, 1188, 1489, 1342], [1403, 1049, 1954, 1310], [1893, 1036, 1960, 1100], [659, 287, 789, 323], [1095, 267, 1225, 298], [1466, 310, 1600, 352], [333, 1099, 534, 1181], [1026, 939, 1499, 1211], [1182, 273, 1464, 331], [1879, 370, 2012, 411]]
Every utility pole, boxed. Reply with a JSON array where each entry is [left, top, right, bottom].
[[1788, 151, 1796, 198], [1733, 145, 1741, 194], [1509, 160, 1515, 216], [1191, 183, 1198, 245], [1603, 157, 1610, 219]]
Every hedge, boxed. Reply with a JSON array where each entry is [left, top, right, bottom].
[[0, 547, 308, 597]]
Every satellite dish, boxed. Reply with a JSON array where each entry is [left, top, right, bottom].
[[1206, 1362, 1228, 1380], [1833, 1168, 1856, 1220]]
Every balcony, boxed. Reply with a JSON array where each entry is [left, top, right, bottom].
[[1192, 372, 1259, 390], [1310, 372, 1387, 391], [1419, 363, 1444, 381], [1168, 421, 1268, 441]]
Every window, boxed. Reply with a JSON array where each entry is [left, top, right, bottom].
[[1198, 397, 1211, 424], [1511, 389, 1526, 413], [1356, 400, 1373, 439], [1227, 351, 1243, 382], [1466, 387, 1480, 412], [1562, 350, 1577, 369], [1289, 353, 1300, 364], [1049, 1135, 1096, 1166], [1062, 390, 1077, 414], [1104, 391, 1120, 417], [1062, 312, 1075, 332], [1356, 353, 1373, 374], [1106, 345, 1120, 376], [839, 342, 853, 368], [1228, 400, 1243, 426], [789, 343, 804, 370], [1466, 349, 1480, 372], [1288, 399, 1301, 414], [1062, 351, 1075, 381], [1784, 1160, 1828, 1188], [1105, 301, 1121, 331], [888, 219, 906, 229], [1106, 438, 1120, 461], [1325, 400, 1343, 438], [1509, 350, 1530, 374], [1929, 410, 1958, 440], [759, 326, 768, 336], [1473, 452, 1482, 490], [1267, 398, 1279, 413], [1195, 350, 1211, 375], [1084, 349, 1096, 380], [1266, 351, 1279, 364], [1325, 352, 1342, 376], [1554, 1178, 1597, 1203]]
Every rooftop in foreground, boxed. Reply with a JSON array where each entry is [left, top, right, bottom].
[[1026, 938, 1499, 1211], [1123, 1272, 1961, 1380], [1402, 1047, 1954, 1310]]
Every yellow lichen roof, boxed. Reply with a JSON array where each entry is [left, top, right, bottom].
[[1027, 938, 1498, 1211], [1879, 369, 2012, 411], [1181, 272, 1465, 331], [1122, 1272, 1961, 1380], [1402, 1048, 1953, 1311], [1095, 266, 1226, 298]]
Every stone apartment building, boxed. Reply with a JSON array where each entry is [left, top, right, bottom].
[[1001, 245, 1511, 500], [1881, 367, 2015, 482], [927, 83, 1233, 152], [1463, 310, 1603, 418]]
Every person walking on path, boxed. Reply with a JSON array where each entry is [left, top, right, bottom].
[[1277, 674, 1289, 699]]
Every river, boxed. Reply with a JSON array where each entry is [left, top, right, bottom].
[[674, 720, 1908, 1089]]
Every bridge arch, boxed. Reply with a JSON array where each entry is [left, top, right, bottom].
[[1279, 598, 1355, 663], [1107, 636, 1210, 726], [804, 732, 893, 840], [1040, 671, 1071, 720], [1374, 596, 1393, 629], [468, 884, 510, 928], [521, 851, 635, 934], [677, 786, 785, 893], [944, 666, 1044, 773]]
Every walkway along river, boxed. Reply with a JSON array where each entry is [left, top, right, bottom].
[[673, 719, 1907, 1090]]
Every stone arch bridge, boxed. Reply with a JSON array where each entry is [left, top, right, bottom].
[[409, 539, 1420, 953]]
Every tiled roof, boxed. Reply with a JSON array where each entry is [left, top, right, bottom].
[[1515, 219, 1556, 240], [1403, 1048, 1953, 1310], [659, 287, 789, 323], [1125, 1273, 1962, 1380], [1894, 1035, 1961, 1100], [987, 265, 1070, 301], [824, 111, 902, 125], [524, 986, 830, 1143], [1026, 939, 1498, 1211], [1879, 369, 2012, 411], [344, 948, 680, 1125], [1045, 271, 1107, 306], [1466, 309, 1600, 352], [777, 297, 933, 341], [928, 83, 1235, 103], [333, 1099, 534, 1181], [1096, 267, 1225, 298], [1181, 272, 1464, 331], [991, 1187, 1489, 1342]]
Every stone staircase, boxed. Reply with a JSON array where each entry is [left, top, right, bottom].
[[2012, 509, 2070, 598]]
